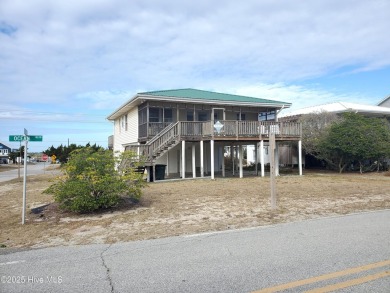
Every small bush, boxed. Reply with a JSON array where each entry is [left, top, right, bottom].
[[44, 148, 146, 213]]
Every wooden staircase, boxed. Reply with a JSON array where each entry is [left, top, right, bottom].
[[128, 122, 181, 165]]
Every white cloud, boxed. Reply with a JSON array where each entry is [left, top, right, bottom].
[[1, 0, 389, 106], [75, 90, 133, 110], [0, 0, 389, 151]]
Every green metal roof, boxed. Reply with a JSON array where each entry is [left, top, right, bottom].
[[139, 88, 290, 106]]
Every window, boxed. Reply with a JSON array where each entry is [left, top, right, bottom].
[[138, 108, 147, 124], [198, 112, 208, 121], [164, 108, 173, 123], [259, 110, 275, 121], [149, 108, 160, 122], [125, 114, 128, 131], [236, 113, 246, 120], [267, 111, 275, 120], [187, 111, 194, 121]]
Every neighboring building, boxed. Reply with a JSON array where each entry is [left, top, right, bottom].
[[107, 88, 303, 181], [278, 101, 390, 168], [280, 101, 390, 119], [0, 142, 11, 164], [378, 95, 390, 108]]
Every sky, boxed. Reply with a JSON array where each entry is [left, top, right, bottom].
[[1, 0, 389, 152]]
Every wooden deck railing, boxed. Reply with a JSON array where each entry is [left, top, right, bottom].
[[177, 120, 302, 139], [132, 120, 301, 163]]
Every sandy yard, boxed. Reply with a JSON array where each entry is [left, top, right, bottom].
[[0, 167, 389, 249]]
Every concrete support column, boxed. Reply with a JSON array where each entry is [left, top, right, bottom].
[[211, 140, 215, 179], [239, 144, 243, 178], [200, 140, 204, 177], [298, 140, 303, 176], [192, 143, 196, 178], [181, 140, 185, 179], [260, 140, 265, 177]]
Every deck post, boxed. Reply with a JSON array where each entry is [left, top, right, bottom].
[[275, 143, 280, 176], [298, 140, 303, 176], [210, 139, 215, 179], [200, 140, 204, 177], [260, 140, 265, 177], [255, 142, 259, 176], [181, 140, 185, 179], [147, 166, 151, 182], [221, 146, 225, 177], [166, 150, 169, 177], [232, 145, 235, 176], [192, 143, 196, 178], [239, 144, 243, 178]]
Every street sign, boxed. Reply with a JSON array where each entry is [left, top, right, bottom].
[[28, 135, 43, 142], [9, 135, 43, 142], [42, 154, 48, 161], [9, 135, 25, 141]]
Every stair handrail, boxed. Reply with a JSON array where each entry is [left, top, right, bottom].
[[145, 122, 177, 146], [144, 121, 180, 161]]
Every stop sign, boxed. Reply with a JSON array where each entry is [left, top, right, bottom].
[[42, 154, 48, 161]]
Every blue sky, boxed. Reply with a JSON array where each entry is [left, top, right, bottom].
[[1, 0, 389, 152]]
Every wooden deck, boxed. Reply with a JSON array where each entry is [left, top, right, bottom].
[[140, 120, 301, 141], [130, 120, 301, 164]]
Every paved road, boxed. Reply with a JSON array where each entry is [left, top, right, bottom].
[[0, 163, 59, 182], [1, 210, 389, 293]]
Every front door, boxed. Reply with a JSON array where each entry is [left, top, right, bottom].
[[212, 108, 225, 122]]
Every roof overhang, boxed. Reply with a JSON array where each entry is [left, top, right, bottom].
[[107, 94, 291, 121]]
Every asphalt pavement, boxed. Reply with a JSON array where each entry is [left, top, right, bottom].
[[0, 210, 389, 293], [0, 163, 58, 182]]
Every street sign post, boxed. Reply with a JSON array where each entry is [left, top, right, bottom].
[[9, 131, 43, 224], [22, 129, 28, 225]]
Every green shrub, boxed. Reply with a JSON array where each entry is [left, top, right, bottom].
[[44, 148, 146, 213]]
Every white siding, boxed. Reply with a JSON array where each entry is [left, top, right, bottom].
[[113, 107, 138, 153], [379, 98, 390, 108]]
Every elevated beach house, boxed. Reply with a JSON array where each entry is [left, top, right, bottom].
[[107, 89, 302, 181]]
